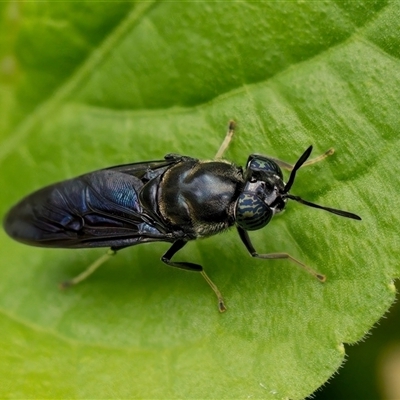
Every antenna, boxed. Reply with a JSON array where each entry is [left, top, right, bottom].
[[285, 194, 361, 220], [284, 146, 313, 193], [283, 146, 362, 221]]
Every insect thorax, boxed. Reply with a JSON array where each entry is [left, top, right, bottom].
[[158, 160, 244, 238]]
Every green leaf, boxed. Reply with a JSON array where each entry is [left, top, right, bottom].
[[0, 1, 398, 398]]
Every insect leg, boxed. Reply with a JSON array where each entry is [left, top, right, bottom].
[[161, 240, 227, 312], [237, 227, 326, 282], [270, 148, 334, 171], [215, 120, 236, 159], [60, 248, 116, 288]]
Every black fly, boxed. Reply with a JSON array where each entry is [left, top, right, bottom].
[[3, 122, 361, 312]]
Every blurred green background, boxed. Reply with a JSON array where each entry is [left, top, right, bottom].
[[1, 1, 400, 398]]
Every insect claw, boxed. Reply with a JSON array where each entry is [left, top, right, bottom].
[[59, 280, 73, 290], [218, 300, 227, 313]]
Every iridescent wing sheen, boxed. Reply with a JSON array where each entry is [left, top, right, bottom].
[[4, 158, 181, 249]]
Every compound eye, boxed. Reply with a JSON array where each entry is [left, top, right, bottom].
[[235, 192, 273, 231], [248, 157, 283, 178]]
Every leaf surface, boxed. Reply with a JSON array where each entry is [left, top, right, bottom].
[[0, 1, 398, 398]]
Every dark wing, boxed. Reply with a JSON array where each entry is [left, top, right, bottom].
[[104, 157, 184, 178], [4, 167, 174, 249]]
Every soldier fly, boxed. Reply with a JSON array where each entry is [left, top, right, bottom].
[[3, 121, 361, 312]]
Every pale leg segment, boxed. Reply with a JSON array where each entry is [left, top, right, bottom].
[[270, 148, 334, 171], [60, 249, 116, 288], [215, 120, 236, 159]]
